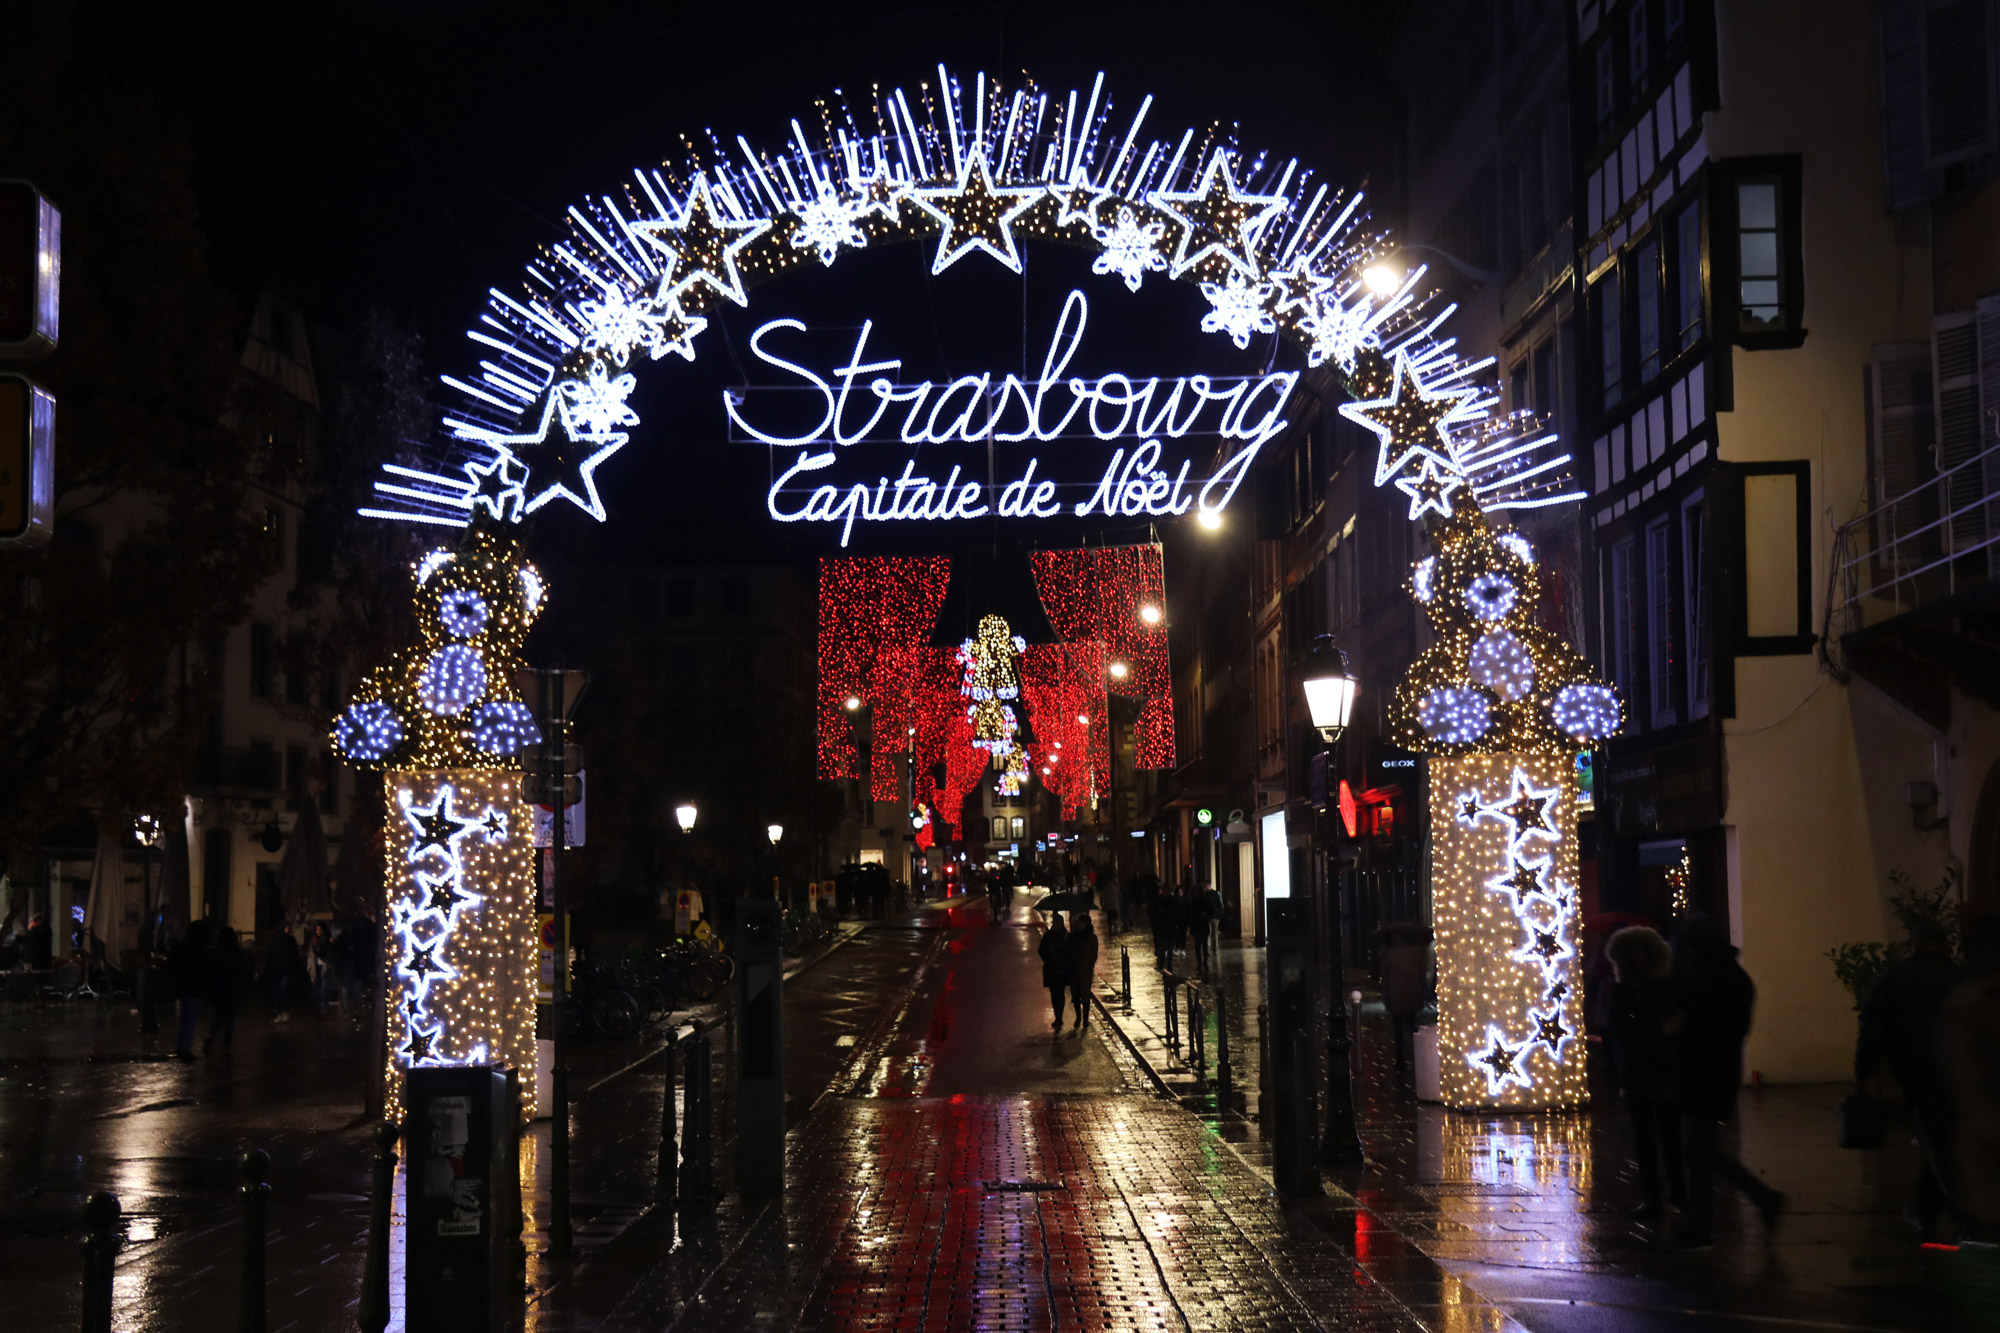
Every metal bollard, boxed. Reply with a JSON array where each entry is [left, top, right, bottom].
[[659, 1037, 679, 1199], [1257, 1003, 1271, 1103], [359, 1122, 398, 1333], [1163, 976, 1180, 1050], [1187, 986, 1206, 1080], [81, 1191, 120, 1333], [680, 1034, 714, 1198], [239, 1149, 270, 1333], [1121, 947, 1132, 1008], [1214, 988, 1233, 1098]]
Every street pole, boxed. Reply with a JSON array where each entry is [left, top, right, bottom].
[[1320, 746, 1363, 1166], [545, 668, 574, 1257]]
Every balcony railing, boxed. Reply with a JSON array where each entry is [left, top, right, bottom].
[[1833, 437, 2000, 621]]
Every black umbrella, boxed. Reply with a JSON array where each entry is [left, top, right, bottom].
[[1032, 890, 1095, 914]]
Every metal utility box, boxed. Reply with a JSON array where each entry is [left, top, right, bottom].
[[405, 1065, 508, 1331], [734, 896, 785, 1193]]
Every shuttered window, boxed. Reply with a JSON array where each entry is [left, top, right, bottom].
[[1922, 0, 1999, 167], [1866, 342, 1939, 581]]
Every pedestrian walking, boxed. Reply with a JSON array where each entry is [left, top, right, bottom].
[[265, 927, 300, 1024], [1038, 912, 1072, 1033], [169, 919, 211, 1061], [1672, 914, 1785, 1250], [1100, 874, 1122, 932], [1855, 918, 1962, 1241], [1191, 883, 1223, 977], [203, 926, 244, 1055], [1153, 887, 1184, 971], [1067, 911, 1100, 1034], [1606, 925, 1686, 1220], [1375, 923, 1432, 1081]]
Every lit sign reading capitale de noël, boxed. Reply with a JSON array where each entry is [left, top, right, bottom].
[[729, 290, 1298, 545]]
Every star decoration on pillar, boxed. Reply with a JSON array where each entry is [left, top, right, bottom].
[[1338, 350, 1484, 488], [1547, 980, 1570, 1002], [1491, 855, 1550, 905], [1047, 164, 1111, 230], [1481, 768, 1562, 853], [406, 940, 443, 977], [419, 870, 468, 919], [1533, 1009, 1570, 1049], [1470, 1026, 1532, 1093], [1395, 458, 1464, 521], [402, 1025, 439, 1063], [909, 153, 1041, 274], [634, 177, 771, 307], [480, 809, 508, 842], [1147, 149, 1287, 278], [461, 447, 529, 524], [403, 787, 479, 861], [1458, 794, 1483, 824]]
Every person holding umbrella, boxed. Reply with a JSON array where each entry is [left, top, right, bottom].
[[1067, 911, 1100, 1034]]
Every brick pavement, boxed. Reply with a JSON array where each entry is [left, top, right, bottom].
[[1090, 913, 2000, 1332]]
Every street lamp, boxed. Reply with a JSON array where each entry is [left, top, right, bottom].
[[675, 804, 698, 834], [1302, 635, 1359, 746], [1300, 633, 1364, 1165], [767, 824, 783, 845], [1361, 244, 1503, 295]]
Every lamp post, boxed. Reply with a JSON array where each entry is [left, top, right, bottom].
[[1301, 634, 1364, 1165], [766, 824, 783, 903], [1361, 244, 1503, 294], [133, 815, 161, 1035]]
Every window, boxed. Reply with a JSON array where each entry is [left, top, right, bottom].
[[250, 623, 276, 699], [992, 816, 1008, 842], [1597, 274, 1624, 409], [1533, 340, 1557, 417], [319, 671, 341, 714], [1921, 0, 1999, 167], [1646, 519, 1675, 728], [1510, 362, 1530, 413], [1683, 495, 1710, 718], [1736, 178, 1783, 331], [1674, 203, 1703, 349], [1609, 538, 1641, 709], [1596, 41, 1619, 138], [262, 506, 285, 573], [1635, 239, 1662, 382], [663, 578, 696, 616], [1628, 0, 1650, 90], [1009, 816, 1026, 840], [1664, 0, 1685, 43]]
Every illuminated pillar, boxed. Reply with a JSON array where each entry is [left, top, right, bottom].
[[382, 769, 539, 1121], [1429, 752, 1584, 1110]]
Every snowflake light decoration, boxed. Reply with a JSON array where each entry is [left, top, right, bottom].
[[577, 285, 669, 366], [557, 361, 639, 437], [1090, 206, 1169, 292], [1198, 271, 1278, 349], [790, 192, 870, 266]]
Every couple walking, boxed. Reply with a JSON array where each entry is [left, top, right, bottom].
[[1037, 911, 1099, 1035]]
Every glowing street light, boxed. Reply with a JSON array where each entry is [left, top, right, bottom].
[[1362, 260, 1404, 295], [1197, 508, 1222, 530], [1302, 634, 1359, 746], [1108, 661, 1129, 681], [767, 823, 784, 845], [1138, 603, 1163, 625], [675, 803, 698, 833], [844, 695, 862, 711]]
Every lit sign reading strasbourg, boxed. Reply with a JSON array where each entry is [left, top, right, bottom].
[[729, 291, 1297, 544]]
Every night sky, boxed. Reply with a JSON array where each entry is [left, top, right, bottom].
[[126, 2, 1397, 625]]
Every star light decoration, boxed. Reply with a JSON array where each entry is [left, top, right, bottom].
[[365, 68, 1586, 533], [910, 152, 1041, 275]]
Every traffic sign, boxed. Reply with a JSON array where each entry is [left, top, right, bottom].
[[515, 668, 589, 723], [0, 374, 54, 546], [0, 181, 59, 356], [520, 742, 584, 775], [522, 773, 583, 805]]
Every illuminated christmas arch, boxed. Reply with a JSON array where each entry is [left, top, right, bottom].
[[360, 67, 1581, 541]]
